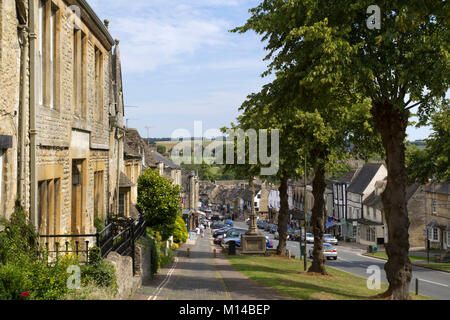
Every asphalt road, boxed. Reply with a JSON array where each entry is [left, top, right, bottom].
[[232, 221, 450, 300]]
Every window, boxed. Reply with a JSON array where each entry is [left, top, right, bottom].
[[38, 0, 58, 108], [94, 47, 103, 122], [429, 227, 440, 242], [432, 200, 437, 215], [119, 192, 125, 217], [94, 171, 104, 221], [38, 178, 61, 236]]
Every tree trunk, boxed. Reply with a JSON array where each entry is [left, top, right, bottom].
[[371, 102, 412, 300], [308, 159, 328, 275], [277, 173, 289, 255]]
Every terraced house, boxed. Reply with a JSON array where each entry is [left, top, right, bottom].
[[0, 0, 125, 239]]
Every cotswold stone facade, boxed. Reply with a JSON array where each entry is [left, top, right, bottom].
[[0, 0, 125, 237]]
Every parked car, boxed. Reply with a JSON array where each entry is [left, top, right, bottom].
[[269, 224, 278, 234], [260, 221, 268, 230], [213, 227, 232, 238], [305, 233, 314, 244], [324, 234, 338, 245], [214, 234, 225, 244], [235, 236, 273, 249], [222, 229, 247, 246], [309, 243, 338, 260], [290, 230, 302, 241]]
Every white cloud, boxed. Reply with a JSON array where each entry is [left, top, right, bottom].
[[88, 0, 243, 73]]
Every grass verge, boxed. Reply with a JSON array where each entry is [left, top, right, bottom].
[[364, 251, 426, 262], [226, 254, 432, 300], [364, 252, 449, 272]]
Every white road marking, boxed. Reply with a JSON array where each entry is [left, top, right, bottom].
[[148, 256, 179, 300], [417, 278, 449, 288]]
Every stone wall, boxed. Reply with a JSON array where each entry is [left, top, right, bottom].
[[408, 187, 427, 249], [0, 0, 21, 219], [105, 237, 153, 299]]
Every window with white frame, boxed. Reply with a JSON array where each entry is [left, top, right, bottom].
[[428, 227, 440, 242], [432, 200, 437, 215]]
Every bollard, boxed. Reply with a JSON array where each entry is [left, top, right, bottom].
[[187, 248, 190, 257], [415, 278, 419, 295], [213, 249, 216, 258]]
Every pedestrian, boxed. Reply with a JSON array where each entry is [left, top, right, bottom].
[[200, 224, 205, 238]]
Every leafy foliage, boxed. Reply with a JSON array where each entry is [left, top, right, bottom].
[[137, 168, 182, 241], [173, 216, 188, 244], [407, 106, 450, 183]]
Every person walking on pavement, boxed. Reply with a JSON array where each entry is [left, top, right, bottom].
[[200, 224, 205, 238]]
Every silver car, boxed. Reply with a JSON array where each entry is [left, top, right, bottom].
[[309, 243, 338, 260], [305, 233, 314, 244], [324, 234, 338, 245]]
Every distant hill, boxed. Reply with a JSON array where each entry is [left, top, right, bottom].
[[408, 140, 427, 150]]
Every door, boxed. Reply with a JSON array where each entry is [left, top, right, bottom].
[[71, 159, 84, 234]]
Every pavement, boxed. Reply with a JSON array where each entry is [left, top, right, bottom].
[[129, 229, 290, 300]]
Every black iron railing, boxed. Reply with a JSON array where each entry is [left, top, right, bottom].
[[39, 215, 147, 275]]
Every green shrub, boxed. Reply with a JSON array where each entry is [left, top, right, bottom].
[[0, 263, 32, 300], [94, 217, 105, 233], [81, 246, 116, 291], [159, 248, 175, 269], [173, 216, 188, 244]]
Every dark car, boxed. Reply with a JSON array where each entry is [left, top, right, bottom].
[[213, 227, 231, 238], [290, 230, 302, 241], [235, 236, 273, 249], [269, 224, 278, 234]]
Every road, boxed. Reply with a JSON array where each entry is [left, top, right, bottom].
[[231, 221, 450, 300]]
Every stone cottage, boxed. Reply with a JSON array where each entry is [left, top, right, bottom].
[[0, 0, 125, 241]]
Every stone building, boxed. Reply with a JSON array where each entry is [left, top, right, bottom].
[[424, 183, 449, 254], [0, 0, 125, 238]]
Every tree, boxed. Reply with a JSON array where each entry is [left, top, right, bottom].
[[407, 106, 450, 183], [157, 145, 167, 155], [234, 0, 448, 299], [137, 168, 182, 241], [232, 7, 380, 273], [236, 78, 305, 256]]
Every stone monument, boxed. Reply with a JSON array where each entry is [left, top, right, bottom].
[[241, 181, 266, 255]]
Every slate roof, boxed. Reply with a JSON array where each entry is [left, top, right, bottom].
[[347, 164, 384, 195], [337, 169, 358, 183], [363, 183, 421, 210], [151, 151, 180, 170], [119, 172, 135, 188], [424, 183, 450, 195]]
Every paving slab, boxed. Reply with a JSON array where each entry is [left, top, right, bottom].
[[129, 230, 290, 300]]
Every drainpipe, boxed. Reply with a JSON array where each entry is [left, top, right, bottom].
[[29, 0, 38, 227], [17, 22, 29, 203]]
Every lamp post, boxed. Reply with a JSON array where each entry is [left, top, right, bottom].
[[303, 156, 307, 270]]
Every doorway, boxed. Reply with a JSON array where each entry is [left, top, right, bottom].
[[71, 159, 85, 234]]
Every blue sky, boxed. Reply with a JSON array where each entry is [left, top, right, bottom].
[[89, 0, 433, 141]]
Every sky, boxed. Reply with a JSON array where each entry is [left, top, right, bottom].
[[88, 0, 433, 141]]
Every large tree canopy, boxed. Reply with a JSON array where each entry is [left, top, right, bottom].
[[234, 0, 449, 299]]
